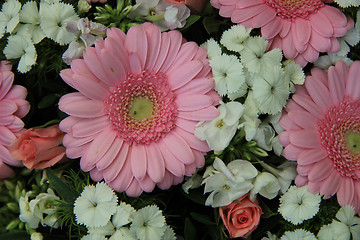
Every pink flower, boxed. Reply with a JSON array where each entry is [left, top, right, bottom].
[[58, 23, 220, 197], [279, 60, 360, 213], [211, 0, 351, 67], [166, 0, 207, 12], [0, 61, 30, 179], [9, 125, 66, 170], [219, 194, 263, 238]]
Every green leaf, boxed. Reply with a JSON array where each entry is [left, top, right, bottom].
[[0, 231, 30, 240], [37, 94, 60, 109], [190, 212, 216, 225], [184, 217, 197, 240], [182, 15, 201, 31], [181, 189, 206, 205], [203, 17, 221, 34], [46, 169, 78, 203]]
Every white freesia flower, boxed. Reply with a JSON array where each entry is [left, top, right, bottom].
[[182, 173, 203, 194], [202, 157, 258, 207], [278, 186, 321, 225], [281, 229, 317, 240], [262, 162, 297, 194], [194, 101, 244, 151], [209, 54, 245, 96], [201, 38, 222, 60], [318, 205, 360, 240], [19, 192, 41, 229], [314, 53, 353, 71], [130, 205, 166, 240], [74, 182, 118, 228], [252, 66, 290, 115], [39, 1, 79, 45], [0, 0, 21, 38], [251, 172, 281, 200], [3, 34, 37, 73], [220, 25, 252, 53], [253, 123, 275, 151], [18, 1, 45, 44], [240, 36, 282, 75]]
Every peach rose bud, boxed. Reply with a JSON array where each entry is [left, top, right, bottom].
[[219, 194, 263, 239], [9, 125, 66, 170], [166, 0, 207, 12]]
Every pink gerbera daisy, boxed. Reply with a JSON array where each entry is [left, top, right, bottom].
[[58, 22, 220, 197], [279, 60, 360, 212], [210, 0, 351, 67], [0, 61, 30, 180]]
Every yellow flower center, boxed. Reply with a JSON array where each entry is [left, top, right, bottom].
[[346, 131, 360, 153], [129, 97, 153, 121]]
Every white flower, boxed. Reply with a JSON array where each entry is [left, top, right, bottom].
[[39, 2, 79, 45], [202, 158, 258, 207], [160, 225, 176, 240], [220, 25, 252, 53], [262, 162, 297, 194], [209, 54, 245, 96], [182, 173, 203, 194], [201, 38, 222, 60], [161, 3, 190, 30], [281, 229, 317, 240], [283, 60, 305, 93], [0, 0, 21, 38], [337, 27, 360, 56], [77, 0, 91, 14], [262, 231, 279, 240], [112, 202, 136, 228], [253, 123, 275, 151], [19, 192, 41, 229], [238, 91, 261, 141], [62, 41, 86, 65], [240, 36, 282, 75], [250, 172, 281, 200], [31, 232, 43, 240], [18, 1, 45, 44], [130, 205, 166, 240], [333, 0, 360, 8], [88, 221, 114, 237], [3, 34, 37, 73], [74, 182, 118, 228], [252, 66, 290, 115], [318, 205, 360, 240], [278, 186, 321, 225], [194, 101, 244, 151], [314, 53, 353, 71], [81, 234, 108, 240], [109, 228, 136, 240], [227, 68, 253, 100]]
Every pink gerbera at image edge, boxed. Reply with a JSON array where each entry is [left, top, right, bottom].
[[58, 22, 220, 197], [279, 60, 360, 212], [0, 61, 30, 180], [210, 0, 352, 67]]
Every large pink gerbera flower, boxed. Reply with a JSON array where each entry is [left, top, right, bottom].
[[58, 22, 220, 197], [0, 61, 30, 180], [279, 60, 360, 212], [210, 0, 351, 67]]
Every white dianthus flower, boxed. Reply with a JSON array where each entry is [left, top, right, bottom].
[[220, 25, 252, 53], [74, 182, 118, 228], [209, 54, 245, 96], [314, 53, 353, 71], [278, 186, 321, 225], [129, 205, 166, 240], [160, 225, 176, 240], [18, 1, 45, 44], [281, 229, 317, 240], [0, 0, 21, 38], [81, 234, 108, 240], [201, 38, 222, 60], [333, 0, 360, 8]]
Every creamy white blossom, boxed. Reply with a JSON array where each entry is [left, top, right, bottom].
[[251, 172, 281, 200], [314, 53, 353, 71], [0, 0, 21, 38], [201, 38, 222, 60], [220, 25, 251, 53], [281, 229, 317, 240], [238, 91, 261, 141], [182, 173, 203, 194], [18, 1, 45, 44], [19, 192, 41, 229], [333, 0, 360, 8]]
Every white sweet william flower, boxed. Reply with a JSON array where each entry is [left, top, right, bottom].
[[314, 53, 353, 71], [39, 1, 79, 45], [201, 38, 222, 60], [278, 186, 321, 225], [194, 101, 244, 151], [19, 192, 41, 229], [160, 225, 176, 240], [261, 231, 279, 240], [129, 205, 166, 240], [81, 234, 108, 240], [0, 0, 21, 38], [333, 0, 360, 8], [202, 157, 258, 207], [238, 91, 261, 141], [253, 123, 275, 152], [283, 60, 305, 93], [250, 172, 281, 200], [3, 34, 37, 73], [18, 1, 45, 44], [318, 205, 360, 240], [220, 25, 252, 53], [209, 54, 245, 96], [74, 182, 118, 228], [109, 228, 136, 240], [281, 229, 317, 240]]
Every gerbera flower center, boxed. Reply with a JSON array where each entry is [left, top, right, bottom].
[[264, 0, 324, 20], [318, 96, 360, 180], [104, 71, 177, 144]]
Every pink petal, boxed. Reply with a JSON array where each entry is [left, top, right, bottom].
[[59, 98, 105, 118], [90, 168, 103, 182], [106, 27, 126, 43], [160, 131, 195, 165], [302, 45, 319, 63], [97, 48, 127, 87], [279, 113, 301, 130], [292, 94, 323, 118], [295, 174, 308, 187], [104, 37, 130, 71], [124, 25, 147, 69], [176, 94, 213, 111], [60, 69, 76, 89], [346, 61, 360, 98], [289, 130, 321, 148], [96, 137, 123, 171], [287, 110, 317, 129], [158, 30, 183, 73], [298, 148, 328, 165], [143, 22, 161, 71], [124, 178, 143, 197], [328, 37, 340, 53], [72, 73, 110, 101], [0, 144, 22, 167], [0, 125, 16, 146], [138, 174, 156, 193], [319, 169, 341, 197], [231, 5, 267, 23], [157, 140, 185, 177], [152, 32, 171, 73], [235, 0, 263, 8], [279, 20, 291, 38], [174, 127, 210, 152], [178, 106, 219, 121], [131, 144, 147, 181], [175, 118, 197, 133], [261, 17, 282, 40], [0, 99, 17, 116], [0, 161, 14, 180], [309, 29, 331, 52], [294, 54, 307, 67], [307, 158, 333, 182], [71, 116, 109, 138], [307, 180, 321, 193], [337, 177, 355, 207], [291, 25, 307, 53], [294, 18, 311, 46], [167, 60, 203, 91], [184, 162, 197, 176], [12, 99, 29, 119], [175, 77, 215, 96], [192, 149, 205, 168], [305, 76, 332, 112], [167, 42, 198, 72], [66, 144, 89, 159], [278, 130, 291, 147], [282, 32, 298, 59], [0, 115, 14, 125], [102, 142, 129, 182], [145, 143, 165, 183], [328, 65, 345, 103], [309, 10, 334, 37], [63, 134, 94, 148], [321, 6, 347, 28], [83, 48, 114, 86], [157, 170, 175, 190], [311, 67, 328, 86], [0, 71, 13, 100], [251, 7, 276, 28], [128, 53, 142, 75]]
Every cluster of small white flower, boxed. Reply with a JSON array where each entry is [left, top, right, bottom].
[[73, 182, 175, 240]]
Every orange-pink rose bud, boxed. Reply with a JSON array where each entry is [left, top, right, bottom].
[[166, 0, 207, 12]]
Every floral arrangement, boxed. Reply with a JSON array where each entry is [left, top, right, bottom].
[[0, 0, 360, 239]]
